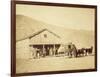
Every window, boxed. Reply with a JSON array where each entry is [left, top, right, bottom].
[[44, 34, 47, 38]]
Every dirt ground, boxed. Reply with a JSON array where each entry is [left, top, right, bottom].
[[16, 55, 95, 73]]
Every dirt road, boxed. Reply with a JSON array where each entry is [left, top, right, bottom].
[[16, 55, 95, 73]]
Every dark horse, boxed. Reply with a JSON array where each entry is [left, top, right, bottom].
[[77, 46, 93, 57], [84, 46, 93, 56], [77, 48, 85, 57]]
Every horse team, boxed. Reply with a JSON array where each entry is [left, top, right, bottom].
[[59, 43, 93, 58], [67, 45, 93, 58]]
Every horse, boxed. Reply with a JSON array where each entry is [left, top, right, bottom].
[[84, 46, 93, 56], [76, 46, 93, 57], [77, 48, 85, 57]]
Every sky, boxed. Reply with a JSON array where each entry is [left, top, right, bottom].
[[16, 4, 95, 31]]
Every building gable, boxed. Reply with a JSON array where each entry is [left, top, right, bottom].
[[29, 29, 60, 39], [29, 29, 61, 45]]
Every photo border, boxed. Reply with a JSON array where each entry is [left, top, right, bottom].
[[11, 1, 97, 77]]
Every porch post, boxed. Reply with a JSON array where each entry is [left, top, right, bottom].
[[43, 44, 45, 57], [53, 44, 56, 56]]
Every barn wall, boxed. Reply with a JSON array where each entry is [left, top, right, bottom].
[[30, 30, 60, 44], [16, 39, 31, 59]]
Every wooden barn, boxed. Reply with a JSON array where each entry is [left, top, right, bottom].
[[16, 15, 62, 59], [16, 28, 61, 59]]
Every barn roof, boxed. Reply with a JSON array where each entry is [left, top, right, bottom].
[[29, 28, 61, 45], [29, 28, 60, 39]]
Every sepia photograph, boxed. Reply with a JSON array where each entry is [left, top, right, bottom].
[[11, 1, 97, 76]]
